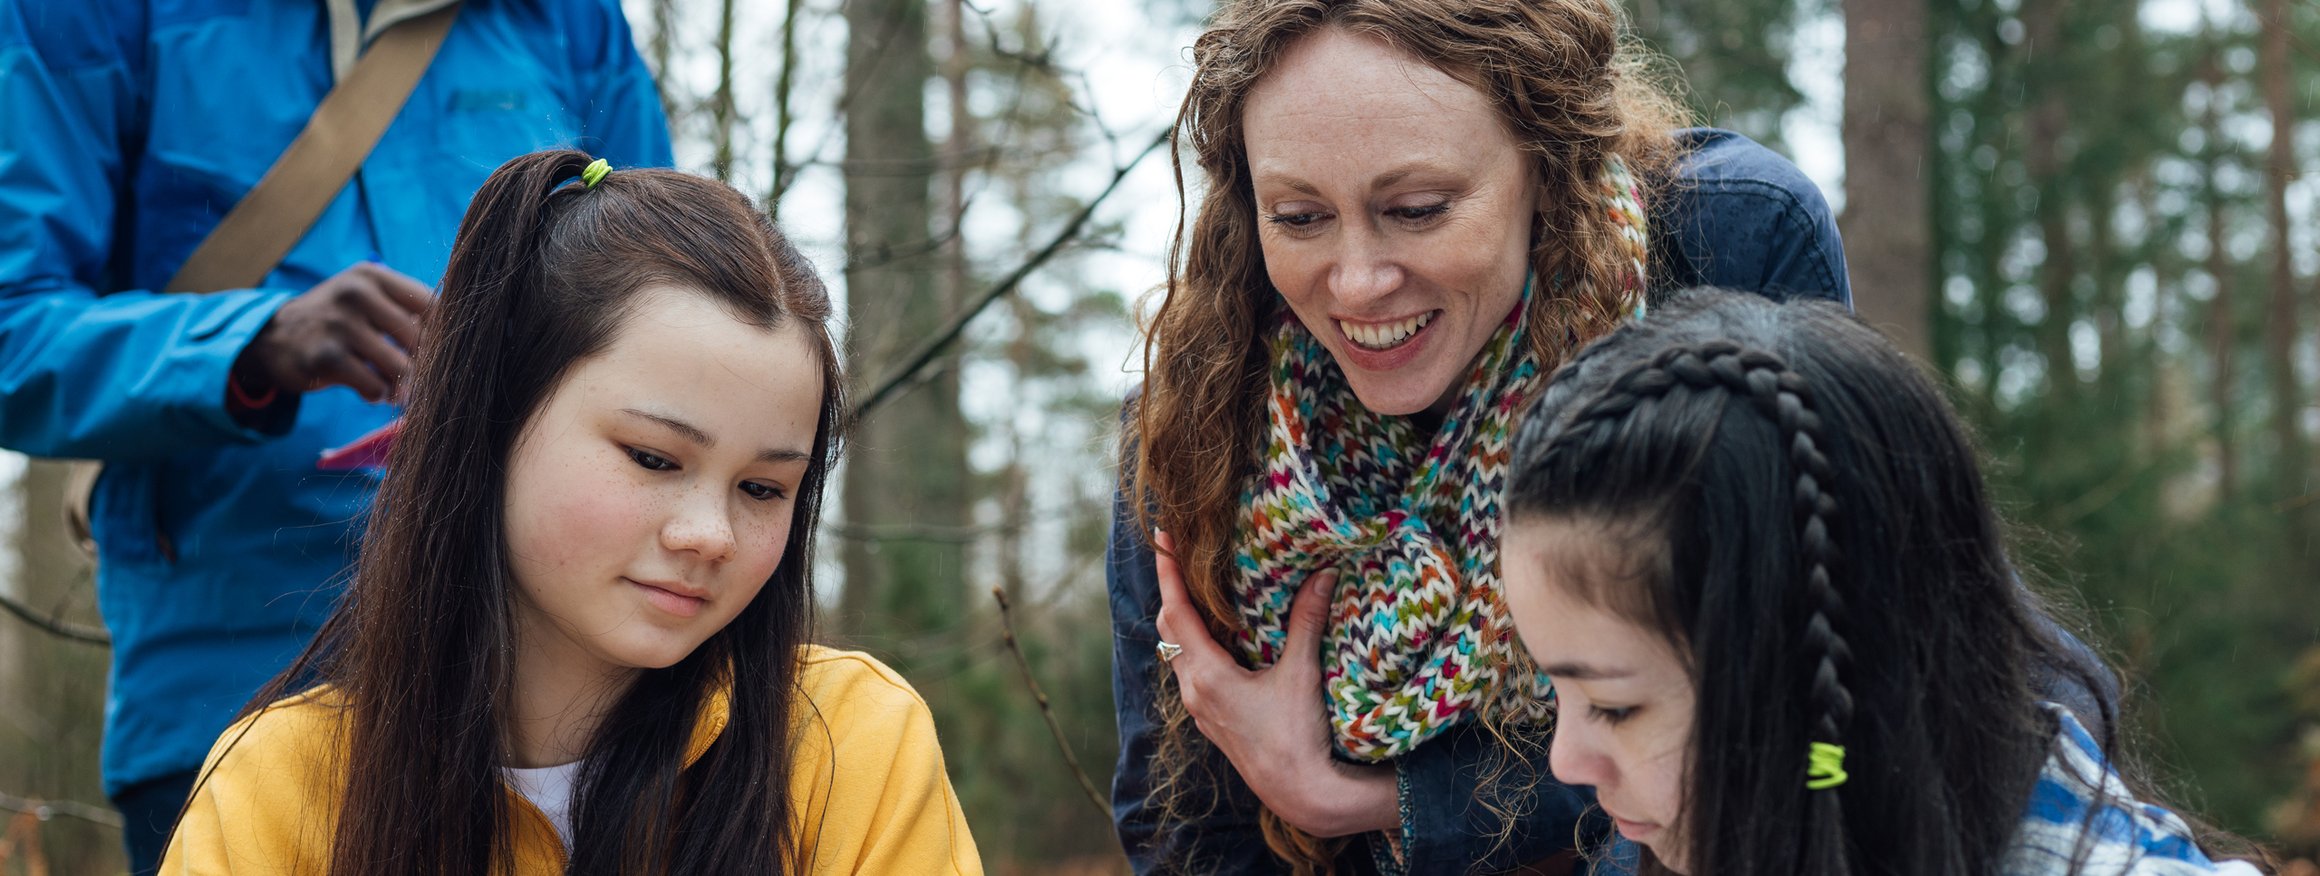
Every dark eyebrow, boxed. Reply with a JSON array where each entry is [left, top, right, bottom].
[[1371, 162, 1469, 190], [1543, 662, 1633, 682], [624, 408, 712, 446], [622, 408, 811, 465], [1253, 163, 1465, 199], [1254, 175, 1322, 197]]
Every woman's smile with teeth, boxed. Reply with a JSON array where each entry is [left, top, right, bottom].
[[1337, 311, 1437, 350]]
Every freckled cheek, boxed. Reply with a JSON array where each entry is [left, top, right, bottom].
[[1257, 240, 1330, 299], [1432, 247, 1516, 297], [510, 451, 664, 575], [740, 507, 798, 574], [1426, 215, 1527, 289]]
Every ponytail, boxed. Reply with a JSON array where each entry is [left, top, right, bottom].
[[209, 148, 834, 875]]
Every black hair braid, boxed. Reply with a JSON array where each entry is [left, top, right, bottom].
[[1542, 340, 1856, 870]]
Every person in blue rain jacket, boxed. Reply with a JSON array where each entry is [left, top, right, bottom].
[[0, 1, 670, 870]]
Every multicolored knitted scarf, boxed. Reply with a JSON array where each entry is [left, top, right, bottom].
[[1228, 156, 1650, 762]]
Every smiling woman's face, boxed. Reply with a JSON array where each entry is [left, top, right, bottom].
[[1242, 27, 1538, 416]]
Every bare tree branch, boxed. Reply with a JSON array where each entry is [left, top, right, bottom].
[[824, 520, 1006, 543], [647, 0, 679, 122], [843, 213, 970, 273], [785, 0, 928, 202], [711, 0, 741, 181], [851, 127, 1168, 420], [990, 586, 1109, 819], [767, 0, 809, 215], [0, 591, 108, 647], [0, 790, 123, 828]]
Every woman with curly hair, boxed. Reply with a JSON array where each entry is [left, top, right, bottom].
[[1107, 1, 1857, 872]]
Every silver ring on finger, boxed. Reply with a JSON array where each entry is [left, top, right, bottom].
[[1155, 640, 1184, 663]]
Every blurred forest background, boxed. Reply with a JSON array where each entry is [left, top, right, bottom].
[[5, 0, 2320, 872]]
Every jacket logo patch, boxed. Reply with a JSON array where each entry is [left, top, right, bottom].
[[448, 89, 529, 112]]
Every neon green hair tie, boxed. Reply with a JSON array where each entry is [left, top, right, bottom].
[[580, 158, 611, 189], [1806, 742, 1848, 791]]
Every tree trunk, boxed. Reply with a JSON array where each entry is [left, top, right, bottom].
[[710, 0, 739, 182], [2201, 34, 2238, 502], [2022, 0, 2077, 405], [768, 0, 807, 218], [2261, 0, 2306, 513], [647, 0, 679, 124], [1, 460, 117, 874], [1840, 0, 1932, 360], [838, 0, 969, 657]]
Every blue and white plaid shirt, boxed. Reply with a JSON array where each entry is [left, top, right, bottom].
[[2002, 703, 2261, 874]]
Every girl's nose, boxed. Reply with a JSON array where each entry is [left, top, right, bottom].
[[1549, 715, 1612, 790], [661, 488, 737, 563]]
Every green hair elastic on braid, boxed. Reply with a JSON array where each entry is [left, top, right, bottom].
[[1807, 742, 1848, 791], [580, 158, 610, 188]]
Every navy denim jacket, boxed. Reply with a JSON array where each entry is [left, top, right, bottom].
[[1105, 129, 1853, 875]]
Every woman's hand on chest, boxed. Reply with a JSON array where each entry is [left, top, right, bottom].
[[1152, 532, 1399, 838]]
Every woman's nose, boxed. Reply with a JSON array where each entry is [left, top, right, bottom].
[[1326, 227, 1403, 307]]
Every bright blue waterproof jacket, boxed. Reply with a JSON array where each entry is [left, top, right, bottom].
[[0, 0, 672, 794]]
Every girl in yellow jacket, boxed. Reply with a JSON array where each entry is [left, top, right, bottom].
[[160, 151, 981, 875]]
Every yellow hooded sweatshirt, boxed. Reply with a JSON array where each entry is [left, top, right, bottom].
[[160, 646, 982, 874]]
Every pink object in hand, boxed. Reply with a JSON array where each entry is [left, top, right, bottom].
[[318, 420, 402, 470]]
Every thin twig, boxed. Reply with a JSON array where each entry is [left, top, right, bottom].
[[786, 0, 929, 205], [843, 218, 971, 273], [710, 0, 740, 182], [767, 0, 806, 215], [824, 520, 1007, 543], [0, 592, 109, 646], [852, 127, 1168, 420], [0, 790, 124, 828], [2273, 489, 2320, 513], [990, 586, 1109, 819], [2051, 459, 2152, 526]]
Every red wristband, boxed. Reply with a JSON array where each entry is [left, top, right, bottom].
[[227, 373, 280, 411]]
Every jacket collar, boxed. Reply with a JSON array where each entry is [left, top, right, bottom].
[[322, 0, 463, 81], [681, 680, 731, 769]]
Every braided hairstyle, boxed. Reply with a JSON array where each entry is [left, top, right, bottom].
[[1505, 289, 2085, 875]]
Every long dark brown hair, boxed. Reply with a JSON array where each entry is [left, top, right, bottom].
[[210, 150, 846, 875], [1127, 0, 1686, 868]]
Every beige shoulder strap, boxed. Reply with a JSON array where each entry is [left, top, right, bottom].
[[164, 2, 461, 293], [66, 3, 462, 558]]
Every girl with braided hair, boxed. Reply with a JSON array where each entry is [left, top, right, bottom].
[[1110, 1, 1853, 873], [1501, 289, 2263, 875]]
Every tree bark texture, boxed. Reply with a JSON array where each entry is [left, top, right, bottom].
[[838, 0, 971, 653], [2201, 37, 2239, 502], [2021, 0, 2080, 407], [2261, 0, 2307, 516], [711, 0, 739, 181], [1841, 0, 1933, 360], [1, 460, 116, 873]]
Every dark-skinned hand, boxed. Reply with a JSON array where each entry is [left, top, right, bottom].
[[235, 261, 431, 403]]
